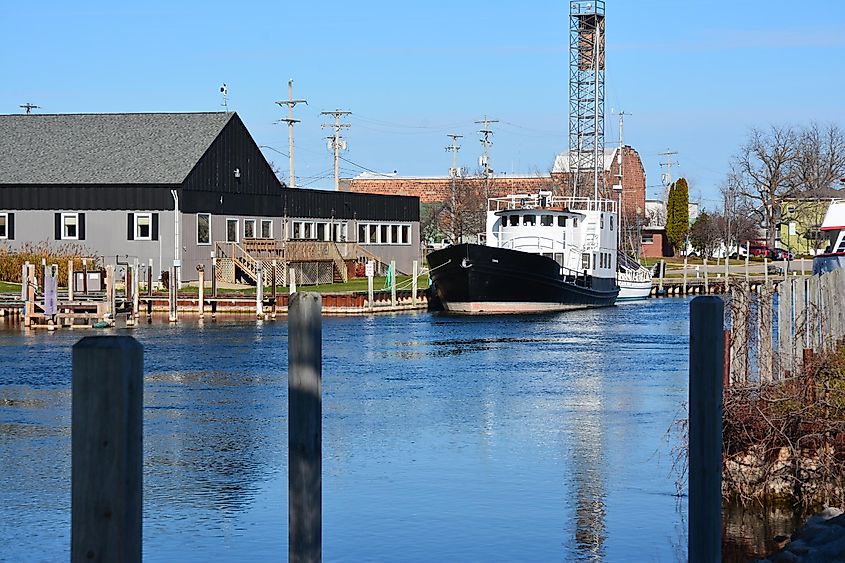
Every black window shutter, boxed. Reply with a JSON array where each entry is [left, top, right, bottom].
[[152, 213, 159, 241], [127, 213, 135, 240], [79, 213, 86, 240], [7, 213, 14, 240], [54, 213, 61, 240]]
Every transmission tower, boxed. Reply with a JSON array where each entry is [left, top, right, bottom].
[[569, 0, 606, 200], [320, 110, 351, 190], [275, 80, 308, 189]]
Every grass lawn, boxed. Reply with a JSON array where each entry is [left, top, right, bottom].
[[0, 281, 21, 293], [180, 275, 429, 296]]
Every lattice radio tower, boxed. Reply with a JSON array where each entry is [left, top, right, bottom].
[[568, 0, 606, 200]]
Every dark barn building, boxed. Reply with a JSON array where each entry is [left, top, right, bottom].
[[0, 112, 420, 283]]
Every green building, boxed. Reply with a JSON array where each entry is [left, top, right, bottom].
[[779, 195, 840, 256]]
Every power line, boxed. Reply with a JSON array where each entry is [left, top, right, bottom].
[[658, 148, 680, 206], [320, 110, 352, 190], [20, 102, 40, 114]]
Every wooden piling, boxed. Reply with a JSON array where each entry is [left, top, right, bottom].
[[272, 259, 278, 319], [288, 293, 322, 563], [683, 253, 688, 295], [289, 268, 297, 295], [703, 258, 709, 293], [256, 261, 264, 319], [198, 266, 205, 319], [168, 266, 177, 323], [390, 260, 397, 307], [688, 296, 724, 563], [412, 260, 418, 307], [71, 336, 143, 563], [658, 259, 665, 294], [68, 260, 75, 302], [758, 284, 773, 384], [147, 259, 153, 297], [730, 284, 749, 386], [211, 254, 218, 299], [105, 265, 115, 322]]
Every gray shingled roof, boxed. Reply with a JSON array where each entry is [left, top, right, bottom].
[[0, 112, 233, 184]]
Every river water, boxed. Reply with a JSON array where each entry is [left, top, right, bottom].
[[0, 298, 786, 561]]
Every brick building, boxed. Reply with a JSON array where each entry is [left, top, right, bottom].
[[342, 145, 647, 221]]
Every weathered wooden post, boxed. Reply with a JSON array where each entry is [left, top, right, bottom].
[[211, 251, 218, 299], [703, 258, 709, 293], [272, 259, 278, 319], [105, 265, 115, 322], [168, 266, 177, 323], [197, 265, 205, 319], [744, 242, 750, 281], [412, 260, 419, 307], [290, 267, 297, 295], [82, 259, 88, 296], [147, 259, 153, 297], [758, 284, 773, 384], [255, 261, 264, 319], [71, 336, 143, 563], [366, 260, 374, 312], [132, 260, 140, 322], [658, 259, 665, 294], [288, 293, 322, 563], [689, 296, 724, 563], [390, 260, 397, 307], [68, 260, 75, 303], [25, 263, 36, 328], [683, 253, 688, 295]]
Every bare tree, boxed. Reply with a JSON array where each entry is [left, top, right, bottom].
[[442, 172, 486, 243], [792, 122, 845, 195], [732, 125, 800, 248]]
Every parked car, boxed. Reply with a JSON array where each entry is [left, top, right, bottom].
[[771, 248, 794, 261]]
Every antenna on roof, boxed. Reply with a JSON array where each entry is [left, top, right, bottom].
[[220, 84, 228, 112], [20, 103, 40, 114]]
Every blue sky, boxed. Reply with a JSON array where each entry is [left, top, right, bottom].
[[3, 1, 844, 208]]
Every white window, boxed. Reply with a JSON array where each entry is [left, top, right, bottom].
[[293, 221, 303, 239], [197, 213, 211, 245], [62, 213, 79, 240], [0, 213, 7, 239], [401, 225, 410, 245], [226, 218, 239, 243], [304, 222, 314, 239], [380, 224, 389, 244], [261, 219, 272, 239], [316, 223, 326, 241], [368, 224, 378, 244], [789, 221, 797, 236], [244, 219, 256, 239], [135, 213, 152, 240], [358, 223, 366, 243], [391, 225, 399, 245]]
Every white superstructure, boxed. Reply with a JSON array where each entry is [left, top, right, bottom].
[[484, 191, 619, 281]]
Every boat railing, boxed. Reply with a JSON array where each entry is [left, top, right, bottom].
[[488, 193, 617, 214]]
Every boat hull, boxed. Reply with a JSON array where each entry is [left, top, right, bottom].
[[617, 278, 653, 301], [427, 244, 618, 314]]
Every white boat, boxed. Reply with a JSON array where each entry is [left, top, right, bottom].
[[616, 251, 653, 300]]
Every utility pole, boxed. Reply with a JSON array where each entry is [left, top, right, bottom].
[[615, 111, 628, 253], [475, 116, 498, 199], [320, 110, 351, 191], [445, 134, 462, 241], [20, 103, 40, 114], [659, 148, 679, 208], [275, 80, 308, 189], [475, 116, 498, 178]]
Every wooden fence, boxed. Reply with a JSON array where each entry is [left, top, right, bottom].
[[727, 268, 845, 387]]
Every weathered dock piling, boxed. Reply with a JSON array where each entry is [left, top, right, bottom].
[[71, 336, 143, 563], [689, 296, 724, 563], [288, 293, 322, 563]]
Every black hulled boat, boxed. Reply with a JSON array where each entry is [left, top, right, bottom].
[[427, 192, 620, 314]]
